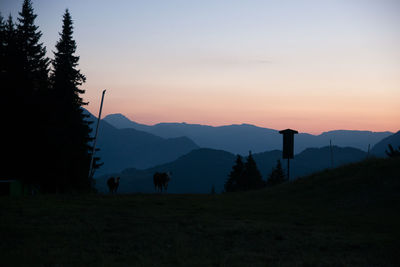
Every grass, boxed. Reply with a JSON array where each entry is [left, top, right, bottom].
[[1, 157, 399, 266]]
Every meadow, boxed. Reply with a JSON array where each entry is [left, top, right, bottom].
[[1, 158, 399, 266]]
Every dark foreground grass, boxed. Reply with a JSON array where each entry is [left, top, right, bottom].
[[1, 158, 399, 266]]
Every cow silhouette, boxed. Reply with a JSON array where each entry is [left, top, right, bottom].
[[107, 176, 120, 194], [153, 172, 171, 193]]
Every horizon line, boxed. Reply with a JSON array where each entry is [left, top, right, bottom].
[[98, 112, 396, 136]]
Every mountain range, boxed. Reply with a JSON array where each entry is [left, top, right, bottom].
[[370, 131, 400, 157], [103, 113, 393, 154], [87, 110, 398, 182], [85, 110, 199, 176]]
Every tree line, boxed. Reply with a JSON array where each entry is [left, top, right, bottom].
[[0, 0, 100, 193], [225, 151, 286, 192]]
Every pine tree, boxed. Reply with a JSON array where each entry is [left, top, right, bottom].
[[51, 9, 96, 192], [16, 0, 50, 95], [2, 15, 20, 90], [1, 14, 28, 181], [0, 13, 5, 73], [238, 151, 265, 190], [12, 0, 51, 187], [266, 159, 286, 186], [2, 1, 50, 185], [1, 14, 19, 180], [225, 155, 244, 192]]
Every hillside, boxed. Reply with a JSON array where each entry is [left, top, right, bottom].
[[96, 146, 367, 194], [1, 158, 399, 266], [96, 148, 236, 194], [371, 131, 400, 157], [84, 110, 199, 176], [103, 113, 392, 154]]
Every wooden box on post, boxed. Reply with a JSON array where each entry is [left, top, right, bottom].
[[279, 129, 298, 180], [279, 129, 298, 159]]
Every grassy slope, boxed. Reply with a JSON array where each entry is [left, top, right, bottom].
[[1, 158, 399, 266]]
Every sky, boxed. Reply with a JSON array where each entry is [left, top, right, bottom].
[[1, 0, 399, 134]]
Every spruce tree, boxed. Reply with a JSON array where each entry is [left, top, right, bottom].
[[1, 15, 27, 181], [16, 0, 49, 95], [239, 151, 265, 190], [0, 14, 7, 100], [51, 9, 96, 192], [266, 159, 286, 186], [1, 15, 18, 180], [0, 13, 5, 72], [2, 15, 20, 88], [225, 155, 244, 192], [12, 0, 51, 187]]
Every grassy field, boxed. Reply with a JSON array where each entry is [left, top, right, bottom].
[[1, 158, 399, 266]]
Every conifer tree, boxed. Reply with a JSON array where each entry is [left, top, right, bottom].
[[51, 9, 96, 192], [266, 159, 286, 186], [1, 14, 19, 180], [14, 0, 51, 187], [2, 15, 20, 88], [16, 0, 50, 94], [1, 1, 51, 186], [239, 151, 265, 190], [225, 155, 244, 192], [0, 13, 5, 72], [2, 15, 22, 107]]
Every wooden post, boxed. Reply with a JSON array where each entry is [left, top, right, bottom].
[[330, 139, 333, 168], [88, 90, 106, 179]]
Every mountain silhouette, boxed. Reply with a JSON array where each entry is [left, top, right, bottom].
[[84, 110, 199, 176], [371, 131, 400, 157], [104, 113, 392, 154], [96, 146, 367, 194]]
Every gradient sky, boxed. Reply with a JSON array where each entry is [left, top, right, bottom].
[[1, 0, 399, 134]]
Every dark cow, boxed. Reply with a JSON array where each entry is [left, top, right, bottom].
[[107, 176, 120, 194], [153, 172, 171, 193]]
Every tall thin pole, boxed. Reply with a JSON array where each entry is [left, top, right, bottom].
[[330, 139, 334, 169], [88, 89, 106, 179], [287, 158, 290, 180]]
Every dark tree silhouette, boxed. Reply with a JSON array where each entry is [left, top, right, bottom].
[[225, 152, 266, 192], [266, 159, 286, 186], [0, 13, 4, 72], [1, 15, 21, 96], [1, 2, 100, 193], [1, 0, 51, 186], [1, 14, 21, 180], [16, 0, 50, 94], [50, 9, 98, 192], [2, 15, 19, 83], [238, 151, 265, 190], [386, 144, 400, 158], [225, 155, 244, 192], [17, 0, 51, 187]]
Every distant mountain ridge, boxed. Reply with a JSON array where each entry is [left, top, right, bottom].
[[96, 146, 368, 194], [371, 131, 400, 157], [84, 110, 199, 176], [104, 113, 392, 154]]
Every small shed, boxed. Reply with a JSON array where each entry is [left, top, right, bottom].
[[0, 178, 29, 196]]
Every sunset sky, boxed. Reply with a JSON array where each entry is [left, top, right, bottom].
[[1, 0, 399, 134]]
